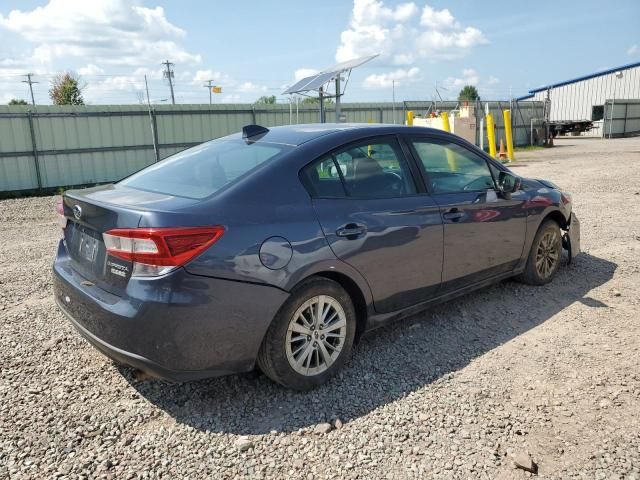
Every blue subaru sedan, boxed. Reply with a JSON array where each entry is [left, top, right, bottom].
[[53, 124, 580, 390]]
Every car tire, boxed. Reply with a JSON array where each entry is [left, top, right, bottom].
[[516, 219, 562, 285], [257, 277, 356, 391]]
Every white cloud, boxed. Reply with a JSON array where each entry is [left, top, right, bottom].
[[487, 75, 500, 86], [363, 66, 420, 89], [294, 68, 320, 82], [0, 2, 274, 105], [191, 70, 233, 86], [236, 81, 267, 93], [0, 0, 200, 67], [420, 5, 458, 30], [190, 71, 267, 95], [1, 92, 17, 104], [444, 68, 480, 89], [628, 44, 639, 57], [77, 64, 104, 76], [336, 0, 488, 66]]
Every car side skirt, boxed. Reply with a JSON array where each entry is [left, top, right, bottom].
[[364, 269, 522, 333]]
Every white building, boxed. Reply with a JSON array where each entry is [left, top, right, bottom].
[[517, 61, 640, 137]]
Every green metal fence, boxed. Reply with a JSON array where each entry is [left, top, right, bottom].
[[0, 101, 543, 193]]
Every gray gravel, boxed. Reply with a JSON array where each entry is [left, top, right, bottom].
[[1, 137, 639, 479]]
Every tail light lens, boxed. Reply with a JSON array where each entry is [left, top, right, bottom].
[[103, 226, 225, 277], [55, 197, 67, 232]]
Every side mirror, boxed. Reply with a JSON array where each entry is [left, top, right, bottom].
[[498, 171, 521, 198]]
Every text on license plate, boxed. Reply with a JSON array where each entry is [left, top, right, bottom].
[[77, 231, 99, 263]]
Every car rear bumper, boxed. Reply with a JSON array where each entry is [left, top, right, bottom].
[[53, 241, 289, 381]]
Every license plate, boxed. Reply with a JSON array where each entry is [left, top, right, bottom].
[[77, 231, 99, 263]]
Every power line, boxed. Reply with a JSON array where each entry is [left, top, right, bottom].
[[21, 73, 39, 106], [161, 60, 175, 105]]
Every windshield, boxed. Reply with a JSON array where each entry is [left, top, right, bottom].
[[120, 139, 291, 199]]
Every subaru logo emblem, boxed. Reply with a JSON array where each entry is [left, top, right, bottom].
[[73, 205, 82, 220]]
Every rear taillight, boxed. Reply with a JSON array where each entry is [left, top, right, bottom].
[[103, 226, 225, 277], [55, 197, 67, 232]]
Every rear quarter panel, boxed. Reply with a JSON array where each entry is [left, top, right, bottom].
[[179, 140, 373, 305]]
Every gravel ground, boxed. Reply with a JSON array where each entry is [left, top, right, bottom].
[[1, 137, 639, 479]]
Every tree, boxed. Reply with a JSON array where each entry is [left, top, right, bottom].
[[8, 99, 28, 105], [49, 72, 85, 105], [300, 96, 334, 105], [458, 85, 480, 102], [254, 95, 276, 105]]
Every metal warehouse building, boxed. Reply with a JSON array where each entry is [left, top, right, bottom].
[[517, 61, 640, 137]]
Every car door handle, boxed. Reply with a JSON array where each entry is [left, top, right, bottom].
[[336, 223, 367, 238], [442, 209, 465, 222]]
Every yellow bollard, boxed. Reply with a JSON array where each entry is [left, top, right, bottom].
[[407, 110, 414, 126], [441, 112, 451, 132], [440, 112, 457, 171], [503, 109, 515, 162], [486, 113, 497, 158]]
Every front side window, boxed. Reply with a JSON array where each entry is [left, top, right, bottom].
[[410, 139, 495, 194], [301, 138, 417, 198], [121, 139, 290, 199]]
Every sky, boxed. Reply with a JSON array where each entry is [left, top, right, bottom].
[[0, 0, 638, 105]]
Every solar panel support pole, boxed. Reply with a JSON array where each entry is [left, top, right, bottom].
[[335, 76, 341, 123], [319, 87, 325, 123]]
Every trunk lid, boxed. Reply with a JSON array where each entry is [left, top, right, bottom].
[[62, 184, 201, 295]]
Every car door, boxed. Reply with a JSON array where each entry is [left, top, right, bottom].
[[301, 135, 443, 314], [405, 135, 527, 292]]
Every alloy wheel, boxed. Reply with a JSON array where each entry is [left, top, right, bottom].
[[535, 229, 560, 279], [285, 295, 347, 376]]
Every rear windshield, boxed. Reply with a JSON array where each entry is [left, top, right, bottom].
[[120, 139, 291, 199]]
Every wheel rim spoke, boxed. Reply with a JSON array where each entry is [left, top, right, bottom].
[[299, 311, 313, 328], [295, 343, 313, 369], [291, 340, 308, 357], [323, 318, 346, 333], [289, 322, 312, 335], [317, 340, 333, 368]]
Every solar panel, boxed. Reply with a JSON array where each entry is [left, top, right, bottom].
[[283, 72, 336, 94], [302, 72, 337, 91], [282, 54, 379, 95], [282, 75, 318, 95], [320, 54, 379, 75]]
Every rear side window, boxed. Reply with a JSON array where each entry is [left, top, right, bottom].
[[301, 138, 417, 198], [120, 139, 290, 199]]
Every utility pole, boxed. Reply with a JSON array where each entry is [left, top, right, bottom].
[[392, 80, 396, 124], [204, 80, 214, 104], [334, 76, 341, 123], [162, 60, 176, 105], [145, 75, 159, 162], [544, 88, 551, 144], [22, 73, 39, 106]]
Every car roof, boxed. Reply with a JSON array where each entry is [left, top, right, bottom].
[[230, 123, 445, 146]]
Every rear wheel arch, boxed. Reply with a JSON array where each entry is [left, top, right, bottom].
[[257, 270, 369, 370], [256, 274, 358, 389], [312, 271, 368, 342]]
